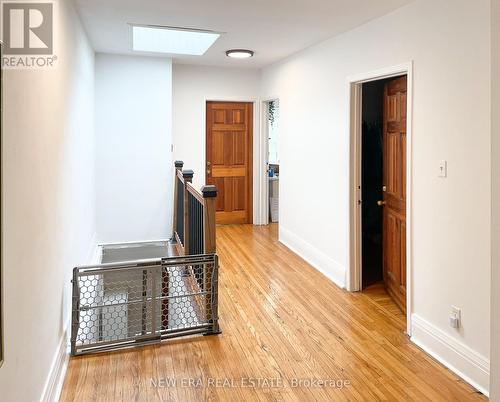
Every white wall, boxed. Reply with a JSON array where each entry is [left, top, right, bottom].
[[172, 64, 261, 220], [261, 0, 491, 393], [96, 54, 172, 243], [491, 0, 500, 399], [0, 0, 96, 400]]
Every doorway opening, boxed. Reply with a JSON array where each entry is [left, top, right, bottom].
[[350, 70, 410, 321], [266, 100, 279, 225], [361, 80, 385, 288]]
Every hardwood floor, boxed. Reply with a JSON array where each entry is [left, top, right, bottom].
[[61, 224, 485, 401]]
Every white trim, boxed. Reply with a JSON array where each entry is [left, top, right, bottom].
[[40, 328, 70, 402], [40, 234, 99, 402], [98, 238, 170, 247], [204, 96, 260, 224], [347, 63, 413, 85], [347, 62, 414, 335], [279, 225, 346, 288], [348, 82, 363, 293], [96, 238, 174, 264], [411, 314, 490, 396], [259, 99, 270, 225]]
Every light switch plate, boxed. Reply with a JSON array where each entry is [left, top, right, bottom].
[[438, 160, 447, 178]]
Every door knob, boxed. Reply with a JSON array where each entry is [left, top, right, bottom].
[[207, 161, 211, 166], [207, 169, 211, 175], [377, 200, 386, 206]]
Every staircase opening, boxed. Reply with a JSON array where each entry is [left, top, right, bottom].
[[70, 161, 220, 355]]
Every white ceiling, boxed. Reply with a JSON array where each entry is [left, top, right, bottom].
[[75, 0, 413, 68]]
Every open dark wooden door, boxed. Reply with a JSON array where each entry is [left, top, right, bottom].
[[206, 101, 253, 224], [382, 76, 407, 312]]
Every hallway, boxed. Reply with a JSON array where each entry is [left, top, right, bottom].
[[61, 224, 484, 401]]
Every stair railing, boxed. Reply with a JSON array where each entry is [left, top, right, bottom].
[[70, 161, 220, 356], [172, 160, 217, 255]]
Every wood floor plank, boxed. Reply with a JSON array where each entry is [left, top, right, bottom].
[[61, 224, 486, 402]]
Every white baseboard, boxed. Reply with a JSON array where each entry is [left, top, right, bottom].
[[40, 329, 70, 402], [279, 226, 346, 288], [411, 314, 490, 397], [97, 237, 171, 247], [40, 233, 98, 402]]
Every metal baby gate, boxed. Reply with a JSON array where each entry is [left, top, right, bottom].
[[70, 254, 220, 355]]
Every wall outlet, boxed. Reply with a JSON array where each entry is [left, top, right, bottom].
[[449, 306, 461, 328], [438, 160, 447, 178]]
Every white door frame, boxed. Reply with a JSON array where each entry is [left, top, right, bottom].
[[347, 62, 413, 335]]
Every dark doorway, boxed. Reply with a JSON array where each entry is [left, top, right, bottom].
[[361, 75, 408, 315], [361, 80, 385, 288]]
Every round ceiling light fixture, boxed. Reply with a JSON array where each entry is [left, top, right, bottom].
[[226, 49, 254, 59]]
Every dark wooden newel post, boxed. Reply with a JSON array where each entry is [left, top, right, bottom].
[[201, 184, 217, 325], [201, 185, 218, 254]]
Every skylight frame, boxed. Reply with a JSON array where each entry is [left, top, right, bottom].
[[131, 24, 222, 56]]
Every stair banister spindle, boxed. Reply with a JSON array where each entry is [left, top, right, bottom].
[[182, 169, 194, 255], [172, 160, 184, 239]]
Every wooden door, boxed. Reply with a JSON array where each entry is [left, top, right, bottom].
[[382, 76, 407, 312], [206, 101, 253, 224]]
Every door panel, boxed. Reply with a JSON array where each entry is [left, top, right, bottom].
[[234, 177, 246, 211], [400, 221, 407, 294], [206, 102, 253, 224], [212, 177, 225, 212], [383, 76, 407, 312], [212, 131, 225, 164]]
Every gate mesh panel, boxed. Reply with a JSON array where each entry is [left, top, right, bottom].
[[71, 254, 219, 355]]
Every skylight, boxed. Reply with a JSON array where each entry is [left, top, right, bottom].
[[132, 25, 220, 55]]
